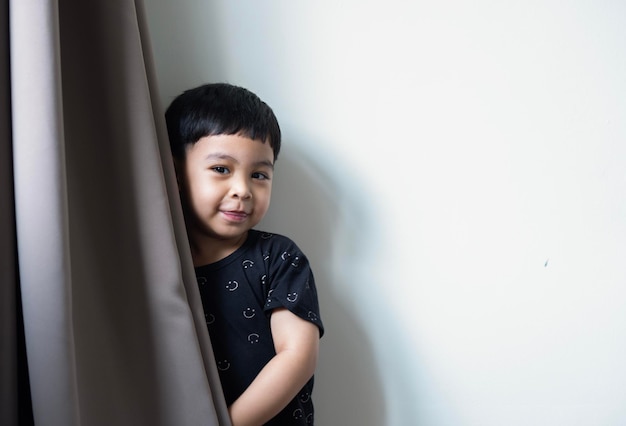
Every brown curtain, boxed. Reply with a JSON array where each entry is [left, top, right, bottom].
[[1, 0, 230, 425]]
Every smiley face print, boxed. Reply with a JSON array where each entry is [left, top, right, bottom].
[[217, 360, 230, 371]]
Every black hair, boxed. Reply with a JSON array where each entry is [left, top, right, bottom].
[[165, 83, 281, 161]]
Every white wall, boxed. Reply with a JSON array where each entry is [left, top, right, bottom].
[[144, 1, 626, 425]]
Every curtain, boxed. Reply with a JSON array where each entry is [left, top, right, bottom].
[[1, 0, 231, 425]]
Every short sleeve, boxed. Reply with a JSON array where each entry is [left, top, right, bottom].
[[263, 239, 324, 337]]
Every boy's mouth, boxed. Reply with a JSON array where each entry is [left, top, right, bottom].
[[221, 210, 249, 222]]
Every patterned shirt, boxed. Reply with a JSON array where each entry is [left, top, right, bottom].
[[195, 230, 324, 425]]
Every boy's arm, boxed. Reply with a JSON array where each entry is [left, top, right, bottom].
[[227, 307, 320, 426]]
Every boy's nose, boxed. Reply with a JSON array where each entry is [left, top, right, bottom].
[[230, 177, 252, 199]]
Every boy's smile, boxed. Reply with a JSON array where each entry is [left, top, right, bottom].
[[220, 210, 250, 223], [177, 133, 274, 259]]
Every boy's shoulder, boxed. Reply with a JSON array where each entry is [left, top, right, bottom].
[[246, 230, 313, 277], [248, 229, 300, 250], [244, 229, 307, 268]]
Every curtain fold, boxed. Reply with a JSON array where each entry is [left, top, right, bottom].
[[1, 0, 21, 424], [3, 0, 230, 425]]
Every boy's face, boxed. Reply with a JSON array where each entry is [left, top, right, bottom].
[[177, 134, 274, 244]]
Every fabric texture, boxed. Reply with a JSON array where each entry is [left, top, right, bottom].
[[2, 0, 230, 425], [195, 229, 324, 425]]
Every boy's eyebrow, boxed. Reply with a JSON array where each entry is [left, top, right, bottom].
[[258, 160, 275, 170], [204, 153, 236, 162], [204, 153, 274, 169]]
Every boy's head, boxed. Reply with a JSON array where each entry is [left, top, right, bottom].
[[165, 83, 280, 253], [165, 82, 281, 161]]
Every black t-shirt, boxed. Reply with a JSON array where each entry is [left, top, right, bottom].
[[195, 230, 324, 425]]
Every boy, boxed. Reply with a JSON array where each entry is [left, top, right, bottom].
[[165, 83, 324, 426]]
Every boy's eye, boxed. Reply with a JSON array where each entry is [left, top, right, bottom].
[[252, 172, 270, 180], [211, 166, 229, 174]]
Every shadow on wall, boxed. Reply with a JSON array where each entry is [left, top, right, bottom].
[[145, 2, 385, 421], [259, 142, 386, 426], [143, 2, 402, 423]]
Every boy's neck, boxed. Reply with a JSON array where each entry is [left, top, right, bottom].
[[190, 231, 248, 267]]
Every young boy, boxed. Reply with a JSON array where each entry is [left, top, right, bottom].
[[165, 83, 324, 426]]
